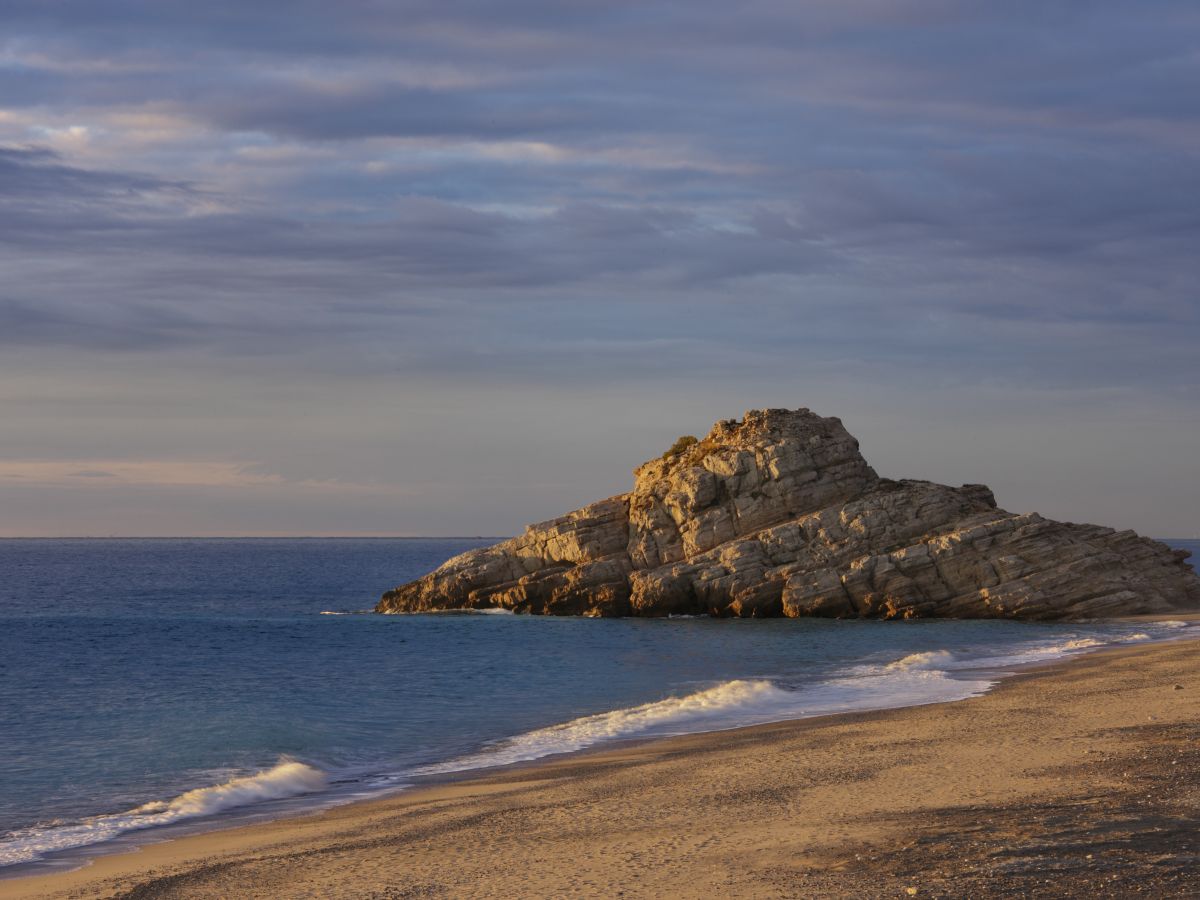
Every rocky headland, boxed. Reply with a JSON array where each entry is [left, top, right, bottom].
[[378, 408, 1200, 620]]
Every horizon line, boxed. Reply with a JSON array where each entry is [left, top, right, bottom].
[[0, 534, 1195, 542], [0, 535, 514, 540]]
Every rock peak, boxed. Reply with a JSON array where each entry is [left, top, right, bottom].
[[627, 408, 877, 569], [379, 407, 1200, 620]]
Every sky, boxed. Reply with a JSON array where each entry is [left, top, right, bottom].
[[0, 1, 1197, 538]]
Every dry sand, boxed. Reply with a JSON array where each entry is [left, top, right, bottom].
[[2, 634, 1197, 899]]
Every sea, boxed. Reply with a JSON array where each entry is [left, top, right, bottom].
[[1, 537, 1196, 875]]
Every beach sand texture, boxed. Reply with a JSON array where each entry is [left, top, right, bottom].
[[3, 636, 1196, 899]]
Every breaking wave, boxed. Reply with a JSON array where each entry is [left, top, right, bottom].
[[885, 649, 955, 671], [416, 680, 793, 775], [4, 620, 1187, 870], [0, 760, 326, 867], [416, 623, 1187, 779], [1061, 637, 1104, 650]]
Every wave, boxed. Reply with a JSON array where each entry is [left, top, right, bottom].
[[885, 649, 955, 671], [932, 626, 1173, 673], [5, 620, 1186, 869], [319, 609, 374, 616], [415, 680, 793, 775], [420, 626, 1185, 779], [0, 760, 325, 867], [1061, 637, 1104, 650], [415, 663, 1001, 778]]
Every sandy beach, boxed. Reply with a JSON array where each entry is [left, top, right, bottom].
[[3, 633, 1197, 899]]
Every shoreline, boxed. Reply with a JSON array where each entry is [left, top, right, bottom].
[[2, 628, 1197, 898], [1, 619, 1189, 881]]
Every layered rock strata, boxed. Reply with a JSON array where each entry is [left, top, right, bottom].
[[378, 408, 1200, 620]]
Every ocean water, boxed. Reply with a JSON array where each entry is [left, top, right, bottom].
[[0, 537, 1196, 874]]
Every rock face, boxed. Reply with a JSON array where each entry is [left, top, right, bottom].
[[378, 408, 1200, 620]]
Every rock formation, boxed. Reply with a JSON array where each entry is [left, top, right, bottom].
[[378, 408, 1200, 620]]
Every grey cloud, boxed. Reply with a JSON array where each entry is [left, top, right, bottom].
[[0, 1, 1197, 535], [3, 2, 1190, 147], [0, 145, 187, 199], [0, 296, 207, 352], [205, 86, 598, 142], [0, 148, 832, 294]]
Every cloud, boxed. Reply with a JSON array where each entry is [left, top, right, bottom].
[[0, 144, 186, 196], [0, 458, 450, 496], [0, 459, 282, 488], [0, 1, 1197, 534]]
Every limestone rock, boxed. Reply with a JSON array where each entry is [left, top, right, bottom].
[[377, 408, 1200, 620]]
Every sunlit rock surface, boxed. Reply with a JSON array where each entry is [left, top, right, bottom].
[[378, 409, 1200, 620]]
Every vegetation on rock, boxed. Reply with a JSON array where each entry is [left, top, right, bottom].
[[662, 435, 699, 460]]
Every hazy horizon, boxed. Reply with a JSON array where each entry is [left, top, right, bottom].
[[2, 2, 1197, 539]]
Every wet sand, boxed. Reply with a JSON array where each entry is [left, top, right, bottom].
[[2, 634, 1197, 899]]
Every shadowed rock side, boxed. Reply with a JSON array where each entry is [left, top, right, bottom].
[[378, 408, 1200, 620]]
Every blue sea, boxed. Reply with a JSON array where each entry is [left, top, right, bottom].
[[1, 537, 1196, 874]]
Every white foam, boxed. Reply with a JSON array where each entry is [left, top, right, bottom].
[[6, 622, 1184, 868], [416, 607, 514, 615], [1061, 637, 1104, 650], [877, 625, 1177, 677], [0, 760, 325, 867], [885, 649, 955, 671], [415, 680, 792, 775], [414, 666, 999, 778], [473, 627, 1178, 775]]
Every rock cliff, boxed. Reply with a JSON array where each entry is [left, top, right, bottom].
[[378, 408, 1200, 620]]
